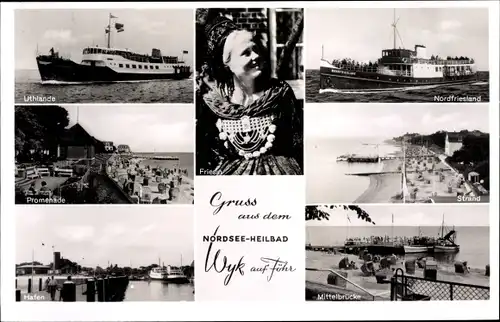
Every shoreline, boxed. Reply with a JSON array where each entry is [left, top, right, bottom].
[[353, 148, 402, 203]]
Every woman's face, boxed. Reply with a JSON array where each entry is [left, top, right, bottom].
[[225, 31, 264, 80]]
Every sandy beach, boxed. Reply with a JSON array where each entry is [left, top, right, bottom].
[[107, 155, 194, 204], [353, 144, 466, 203], [306, 250, 490, 301], [354, 159, 401, 203]]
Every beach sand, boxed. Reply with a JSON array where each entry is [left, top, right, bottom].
[[306, 250, 490, 301], [109, 156, 194, 204], [353, 145, 467, 204], [354, 159, 401, 203]]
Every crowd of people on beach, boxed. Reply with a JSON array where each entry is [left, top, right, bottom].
[[108, 156, 190, 203]]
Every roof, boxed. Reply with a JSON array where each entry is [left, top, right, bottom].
[[469, 172, 480, 176], [17, 264, 51, 269], [59, 123, 101, 146]]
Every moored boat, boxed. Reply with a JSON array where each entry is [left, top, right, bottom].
[[433, 214, 460, 253], [163, 265, 189, 284], [148, 267, 167, 280], [319, 9, 479, 91], [403, 245, 429, 254]]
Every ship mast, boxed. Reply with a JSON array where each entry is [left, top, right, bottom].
[[392, 9, 396, 49]]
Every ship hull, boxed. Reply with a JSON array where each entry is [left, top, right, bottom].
[[36, 57, 191, 83], [319, 66, 479, 90], [404, 245, 429, 254], [434, 245, 459, 253], [162, 276, 190, 284]]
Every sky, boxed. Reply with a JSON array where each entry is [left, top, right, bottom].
[[16, 207, 194, 268], [63, 105, 194, 152], [15, 9, 194, 70], [306, 205, 490, 227], [306, 103, 489, 139], [306, 8, 489, 71]]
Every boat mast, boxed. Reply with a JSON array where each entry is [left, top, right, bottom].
[[107, 13, 111, 48], [392, 9, 396, 49], [321, 45, 324, 60]]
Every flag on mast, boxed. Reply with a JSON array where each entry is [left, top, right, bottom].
[[115, 23, 124, 33], [110, 14, 118, 19]]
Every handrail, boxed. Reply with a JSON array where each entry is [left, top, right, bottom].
[[306, 267, 377, 300]]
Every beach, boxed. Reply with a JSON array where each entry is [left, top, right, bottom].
[[107, 154, 194, 204], [353, 144, 467, 203]]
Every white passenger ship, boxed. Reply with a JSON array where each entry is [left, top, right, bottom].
[[36, 13, 191, 83]]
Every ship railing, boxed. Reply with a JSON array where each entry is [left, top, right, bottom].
[[306, 268, 382, 301], [410, 58, 474, 65], [390, 268, 489, 301], [331, 64, 379, 73]]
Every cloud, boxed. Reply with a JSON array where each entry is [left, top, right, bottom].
[[440, 20, 462, 31], [42, 29, 77, 44], [440, 33, 461, 43], [373, 114, 408, 129], [55, 225, 95, 242]]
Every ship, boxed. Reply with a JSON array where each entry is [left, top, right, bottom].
[[403, 228, 437, 254], [433, 214, 460, 253], [148, 267, 167, 280], [36, 13, 191, 83], [319, 9, 479, 91], [163, 265, 189, 284]]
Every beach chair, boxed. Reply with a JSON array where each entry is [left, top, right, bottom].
[[141, 186, 153, 204]]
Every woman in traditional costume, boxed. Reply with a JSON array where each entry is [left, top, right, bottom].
[[196, 13, 303, 175]]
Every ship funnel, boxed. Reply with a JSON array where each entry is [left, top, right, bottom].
[[152, 48, 162, 57], [415, 45, 427, 59]]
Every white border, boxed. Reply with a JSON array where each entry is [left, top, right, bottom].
[[2, 1, 499, 321]]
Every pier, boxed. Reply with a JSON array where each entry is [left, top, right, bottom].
[[15, 275, 129, 302]]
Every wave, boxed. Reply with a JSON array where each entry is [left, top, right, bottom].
[[471, 81, 489, 86], [319, 84, 440, 94], [40, 79, 184, 85]]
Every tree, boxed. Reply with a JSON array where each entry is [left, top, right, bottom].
[[305, 205, 375, 224], [15, 105, 69, 162]]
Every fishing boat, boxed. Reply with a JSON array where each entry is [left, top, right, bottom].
[[36, 13, 191, 83], [319, 9, 478, 91], [434, 214, 460, 253], [403, 227, 436, 253]]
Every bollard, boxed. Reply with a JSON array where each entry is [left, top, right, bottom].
[[405, 260, 416, 275], [39, 278, 43, 291], [97, 278, 104, 302], [86, 279, 96, 302], [61, 281, 76, 302], [485, 264, 490, 277], [27, 278, 32, 293], [16, 289, 21, 302], [327, 271, 348, 288], [104, 277, 111, 301]]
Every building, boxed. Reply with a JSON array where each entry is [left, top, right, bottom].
[[54, 251, 61, 270], [117, 144, 132, 154], [57, 123, 102, 160], [445, 132, 463, 157], [16, 264, 51, 275], [103, 141, 114, 152]]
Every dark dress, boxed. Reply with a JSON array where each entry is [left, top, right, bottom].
[[196, 78, 303, 175]]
